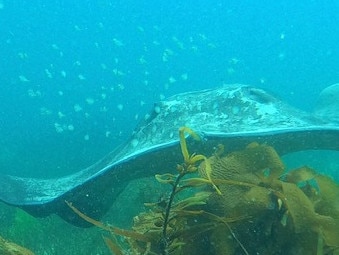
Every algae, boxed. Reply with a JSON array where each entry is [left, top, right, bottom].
[[67, 127, 339, 255], [0, 236, 34, 255]]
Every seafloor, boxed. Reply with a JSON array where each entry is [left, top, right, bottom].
[[0, 177, 167, 254]]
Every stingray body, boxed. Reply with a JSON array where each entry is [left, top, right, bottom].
[[1, 84, 338, 226]]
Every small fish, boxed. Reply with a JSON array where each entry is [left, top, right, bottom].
[[112, 38, 124, 47], [78, 74, 86, 80], [19, 75, 29, 82]]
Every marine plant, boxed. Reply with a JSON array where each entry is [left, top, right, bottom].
[[0, 235, 35, 255], [67, 127, 339, 255], [67, 127, 236, 254]]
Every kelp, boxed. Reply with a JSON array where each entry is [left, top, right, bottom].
[[67, 127, 339, 255], [0, 236, 34, 255]]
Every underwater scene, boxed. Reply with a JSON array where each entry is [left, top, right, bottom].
[[0, 0, 339, 254]]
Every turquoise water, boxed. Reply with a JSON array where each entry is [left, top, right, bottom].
[[0, 2, 338, 253], [0, 0, 338, 178]]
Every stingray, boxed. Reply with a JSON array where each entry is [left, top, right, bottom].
[[1, 84, 338, 226]]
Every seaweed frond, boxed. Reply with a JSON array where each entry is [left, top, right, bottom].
[[66, 127, 339, 255]]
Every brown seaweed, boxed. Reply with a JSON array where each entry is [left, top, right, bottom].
[[67, 127, 339, 255]]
